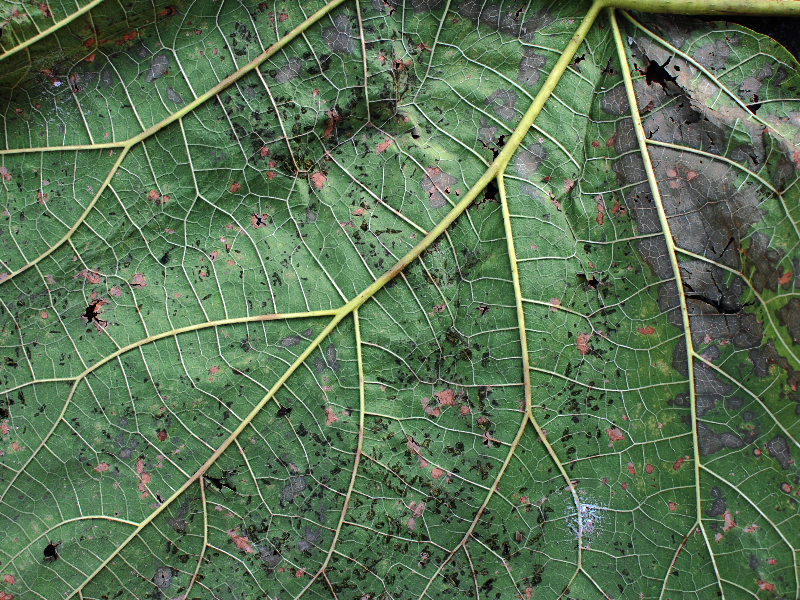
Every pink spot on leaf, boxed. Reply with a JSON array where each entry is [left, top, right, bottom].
[[758, 581, 775, 592], [376, 138, 393, 153], [436, 389, 454, 406], [310, 172, 327, 188], [722, 510, 736, 532], [325, 406, 339, 426], [227, 529, 255, 553], [131, 273, 146, 289], [606, 427, 624, 445], [577, 332, 592, 355]]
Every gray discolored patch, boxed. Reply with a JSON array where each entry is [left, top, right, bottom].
[[699, 345, 721, 363], [513, 143, 547, 200], [738, 76, 763, 103], [477, 3, 517, 36], [742, 410, 755, 421], [767, 435, 792, 469], [478, 117, 498, 148], [669, 391, 716, 417], [166, 86, 183, 104], [306, 206, 318, 222], [613, 83, 774, 392], [757, 63, 773, 81], [749, 554, 760, 570], [280, 335, 301, 347], [650, 15, 693, 49], [520, 9, 554, 41], [600, 85, 629, 116], [166, 516, 186, 533], [153, 566, 173, 589], [145, 54, 170, 83], [324, 343, 341, 372], [748, 233, 789, 294], [773, 156, 796, 192], [748, 340, 800, 390], [274, 57, 303, 84], [281, 476, 307, 502], [296, 526, 321, 552], [314, 357, 326, 374], [696, 422, 744, 457], [513, 143, 546, 179], [726, 396, 744, 411], [457, 0, 488, 25], [730, 145, 760, 170], [165, 500, 190, 533], [518, 48, 547, 88], [420, 166, 457, 209], [100, 67, 114, 89], [485, 89, 518, 121], [458, 1, 551, 39], [371, 0, 395, 12], [259, 545, 282, 569], [323, 14, 353, 54], [301, 328, 314, 338], [679, 262, 756, 336], [410, 0, 444, 12], [692, 39, 730, 71], [705, 485, 726, 517], [118, 447, 132, 460]]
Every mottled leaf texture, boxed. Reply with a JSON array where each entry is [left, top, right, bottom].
[[2, 0, 800, 598]]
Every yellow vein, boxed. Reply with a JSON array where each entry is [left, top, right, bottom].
[[499, 173, 584, 550], [297, 309, 365, 597], [610, 8, 721, 597]]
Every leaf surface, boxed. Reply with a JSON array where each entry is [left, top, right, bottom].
[[1, 1, 800, 598]]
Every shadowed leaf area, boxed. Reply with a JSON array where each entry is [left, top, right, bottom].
[[1, 0, 800, 598]]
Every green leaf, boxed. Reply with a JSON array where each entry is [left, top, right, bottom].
[[1, 0, 800, 598]]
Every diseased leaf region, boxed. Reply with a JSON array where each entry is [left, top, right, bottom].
[[1, 0, 800, 597]]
